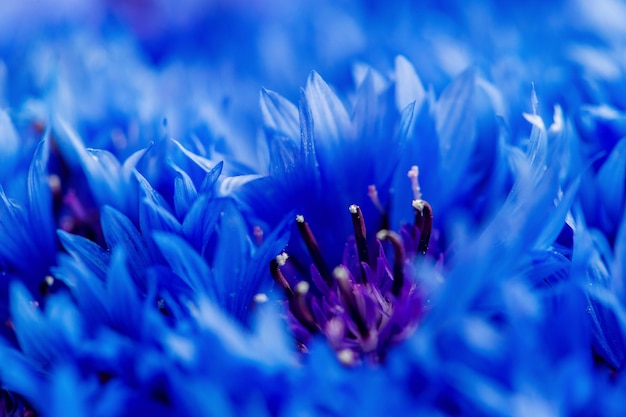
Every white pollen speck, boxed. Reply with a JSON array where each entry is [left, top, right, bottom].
[[276, 252, 289, 266], [348, 204, 358, 214], [48, 175, 61, 193], [253, 293, 269, 304], [295, 281, 310, 294], [333, 266, 349, 281], [412, 199, 425, 211], [45, 276, 54, 286], [337, 349, 356, 366], [296, 214, 305, 223], [376, 230, 389, 240]]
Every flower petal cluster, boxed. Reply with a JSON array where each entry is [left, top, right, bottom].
[[1, 1, 626, 416]]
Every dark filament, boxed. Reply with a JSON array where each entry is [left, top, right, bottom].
[[296, 215, 334, 286], [413, 199, 433, 255], [376, 230, 405, 297], [349, 204, 370, 283]]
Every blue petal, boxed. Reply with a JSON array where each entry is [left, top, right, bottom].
[[10, 282, 79, 368], [172, 138, 217, 173], [57, 230, 110, 282], [297, 88, 322, 191], [48, 365, 89, 417], [106, 249, 142, 334], [260, 87, 299, 139], [394, 55, 425, 113], [100, 205, 150, 286], [212, 201, 249, 315], [267, 134, 299, 178], [435, 67, 477, 200], [0, 188, 41, 275], [199, 160, 223, 194], [27, 138, 55, 264], [53, 254, 110, 329], [152, 232, 216, 301], [305, 71, 350, 147], [597, 138, 626, 227], [182, 195, 224, 255], [139, 197, 182, 236], [0, 110, 21, 181], [172, 167, 198, 220]]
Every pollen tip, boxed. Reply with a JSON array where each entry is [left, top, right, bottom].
[[376, 229, 389, 240], [44, 275, 54, 286], [295, 281, 310, 295], [333, 266, 349, 282], [253, 293, 269, 304], [412, 199, 425, 211], [296, 214, 305, 223], [252, 225, 263, 245], [348, 204, 358, 214], [407, 165, 419, 178], [337, 348, 356, 366], [48, 175, 62, 194], [276, 252, 289, 266]]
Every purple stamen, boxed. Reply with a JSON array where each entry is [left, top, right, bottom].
[[334, 266, 370, 338]]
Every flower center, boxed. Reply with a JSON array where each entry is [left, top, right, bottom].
[[270, 173, 434, 365]]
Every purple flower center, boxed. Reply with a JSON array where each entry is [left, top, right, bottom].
[[270, 195, 434, 365]]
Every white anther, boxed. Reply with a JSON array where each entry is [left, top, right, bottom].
[[276, 252, 289, 266], [253, 293, 269, 304], [295, 281, 310, 295]]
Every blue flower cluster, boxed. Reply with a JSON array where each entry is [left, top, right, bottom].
[[1, 0, 626, 415]]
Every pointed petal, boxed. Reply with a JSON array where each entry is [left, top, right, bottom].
[[260, 88, 299, 139], [171, 165, 198, 219], [435, 68, 476, 181], [27, 138, 55, 263], [199, 161, 223, 194], [139, 197, 182, 235], [304, 71, 351, 147], [212, 203, 247, 307], [0, 187, 40, 275], [152, 232, 216, 300], [57, 230, 109, 282], [298, 88, 322, 190], [100, 205, 149, 286], [395, 55, 425, 112], [182, 195, 224, 254], [172, 139, 217, 173]]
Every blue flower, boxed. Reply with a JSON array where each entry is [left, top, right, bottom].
[[2, 1, 626, 415]]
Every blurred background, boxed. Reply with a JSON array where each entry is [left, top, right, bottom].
[[1, 0, 625, 163]]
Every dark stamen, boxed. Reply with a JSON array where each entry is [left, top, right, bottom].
[[376, 230, 405, 297], [270, 253, 294, 299], [349, 204, 370, 283], [412, 199, 433, 255], [290, 281, 320, 334], [334, 266, 370, 338], [296, 214, 334, 286]]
